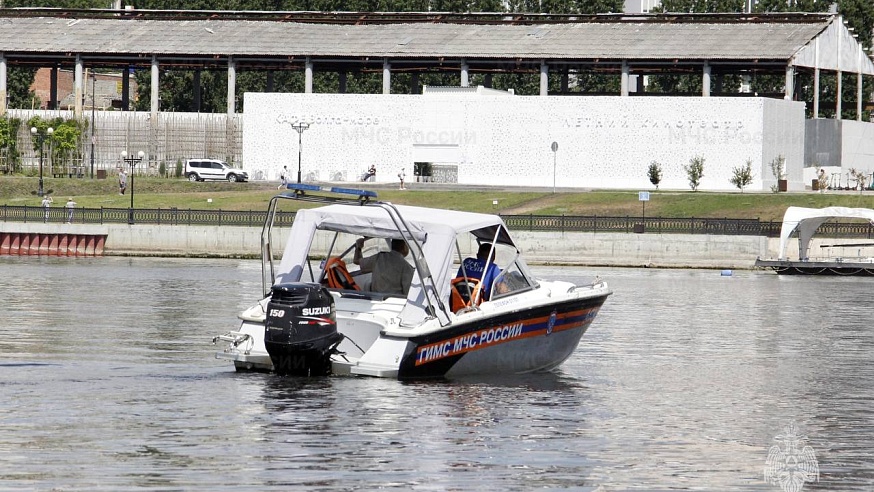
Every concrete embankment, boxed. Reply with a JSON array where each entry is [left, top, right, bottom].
[[2, 222, 778, 269]]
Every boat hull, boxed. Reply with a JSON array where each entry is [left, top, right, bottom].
[[755, 258, 874, 276], [396, 293, 608, 380]]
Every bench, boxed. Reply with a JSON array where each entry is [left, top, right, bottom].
[[51, 167, 85, 178]]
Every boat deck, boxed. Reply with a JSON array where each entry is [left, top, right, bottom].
[[755, 258, 874, 276]]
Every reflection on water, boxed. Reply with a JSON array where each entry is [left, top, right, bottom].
[[0, 257, 872, 490]]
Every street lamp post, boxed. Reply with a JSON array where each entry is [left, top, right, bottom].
[[121, 150, 145, 224], [290, 121, 310, 184], [30, 126, 54, 197]]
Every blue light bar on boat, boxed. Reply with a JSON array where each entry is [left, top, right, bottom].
[[283, 183, 378, 202], [329, 186, 378, 198]]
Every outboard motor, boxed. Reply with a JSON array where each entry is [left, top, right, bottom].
[[264, 282, 343, 376]]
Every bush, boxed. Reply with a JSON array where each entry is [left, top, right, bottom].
[[158, 161, 166, 178], [684, 155, 705, 191], [175, 159, 183, 178], [729, 159, 754, 192], [647, 161, 662, 190]]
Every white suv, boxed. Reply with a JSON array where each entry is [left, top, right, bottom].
[[185, 159, 248, 182]]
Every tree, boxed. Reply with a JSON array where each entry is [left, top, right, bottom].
[[7, 67, 38, 109], [684, 155, 705, 191], [647, 161, 662, 190], [0, 117, 23, 172], [729, 158, 753, 192]]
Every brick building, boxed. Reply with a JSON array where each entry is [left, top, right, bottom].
[[30, 68, 137, 111]]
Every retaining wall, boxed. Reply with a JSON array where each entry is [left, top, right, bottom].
[[2, 223, 778, 269]]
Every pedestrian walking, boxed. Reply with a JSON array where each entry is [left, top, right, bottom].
[[65, 197, 76, 223], [119, 168, 127, 195], [398, 168, 406, 190], [278, 166, 288, 190], [41, 195, 53, 223]]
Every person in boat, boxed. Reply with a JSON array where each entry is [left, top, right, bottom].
[[456, 243, 502, 301], [353, 237, 414, 296]]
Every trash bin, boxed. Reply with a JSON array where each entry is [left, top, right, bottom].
[[633, 224, 645, 234], [96, 169, 107, 179], [812, 179, 819, 191]]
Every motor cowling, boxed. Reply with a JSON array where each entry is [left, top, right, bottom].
[[264, 282, 342, 376]]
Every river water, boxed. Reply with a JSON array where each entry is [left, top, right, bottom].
[[1, 256, 872, 491]]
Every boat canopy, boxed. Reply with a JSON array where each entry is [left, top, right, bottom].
[[275, 203, 517, 324], [778, 206, 874, 259]]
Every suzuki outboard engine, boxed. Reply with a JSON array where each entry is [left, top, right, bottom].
[[264, 282, 342, 376]]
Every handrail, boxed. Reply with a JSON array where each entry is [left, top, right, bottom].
[[3, 204, 874, 240]]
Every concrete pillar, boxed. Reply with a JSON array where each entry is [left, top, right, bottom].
[[122, 68, 130, 111], [857, 46, 863, 121], [74, 55, 83, 117], [813, 38, 820, 118], [460, 60, 469, 87], [305, 57, 313, 93], [0, 53, 6, 116], [702, 62, 711, 97], [383, 59, 391, 94], [621, 61, 629, 96], [194, 70, 201, 112], [836, 28, 842, 118], [50, 66, 58, 110], [539, 61, 548, 96], [227, 56, 236, 115], [151, 55, 159, 116], [785, 65, 794, 100]]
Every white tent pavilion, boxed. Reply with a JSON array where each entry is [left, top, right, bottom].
[[777, 206, 874, 260]]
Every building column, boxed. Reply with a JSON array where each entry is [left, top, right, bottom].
[[836, 28, 842, 119], [460, 60, 469, 87], [338, 71, 347, 93], [857, 47, 864, 121], [227, 56, 236, 115], [266, 71, 274, 92], [383, 59, 391, 95], [50, 65, 58, 110], [150, 55, 159, 117], [702, 62, 711, 97], [560, 68, 569, 94], [785, 65, 794, 100], [621, 61, 629, 96], [194, 70, 202, 112], [410, 72, 418, 94], [74, 55, 83, 117], [122, 68, 130, 111], [483, 73, 492, 88], [539, 61, 548, 96], [813, 38, 820, 118], [0, 53, 6, 116], [305, 57, 313, 93]]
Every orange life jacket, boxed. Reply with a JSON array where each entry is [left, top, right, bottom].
[[323, 257, 359, 291], [450, 277, 482, 313]]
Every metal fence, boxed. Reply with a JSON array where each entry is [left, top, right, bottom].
[[5, 205, 874, 239]]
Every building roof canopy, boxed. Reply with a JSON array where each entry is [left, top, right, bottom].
[[0, 9, 871, 75]]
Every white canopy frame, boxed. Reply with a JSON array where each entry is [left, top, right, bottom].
[[777, 206, 874, 260]]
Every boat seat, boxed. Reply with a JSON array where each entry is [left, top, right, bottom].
[[450, 277, 482, 313], [323, 256, 360, 291]]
